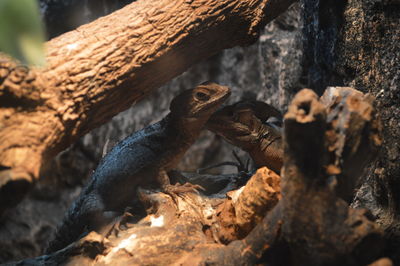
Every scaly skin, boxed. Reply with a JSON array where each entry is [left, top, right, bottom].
[[46, 82, 230, 253], [206, 100, 283, 174]]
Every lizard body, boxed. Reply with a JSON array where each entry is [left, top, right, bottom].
[[206, 101, 283, 173], [46, 82, 230, 253]]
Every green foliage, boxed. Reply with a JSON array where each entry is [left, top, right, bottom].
[[0, 0, 46, 66]]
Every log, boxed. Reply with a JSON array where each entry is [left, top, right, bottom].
[[215, 167, 281, 243], [320, 87, 382, 203], [278, 88, 383, 265], [0, 0, 297, 213]]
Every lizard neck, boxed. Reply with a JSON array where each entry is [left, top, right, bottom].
[[247, 142, 264, 166], [248, 124, 283, 172], [154, 113, 207, 170], [164, 113, 207, 146], [240, 123, 265, 156]]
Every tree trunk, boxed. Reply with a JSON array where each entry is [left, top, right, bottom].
[[0, 0, 296, 213]]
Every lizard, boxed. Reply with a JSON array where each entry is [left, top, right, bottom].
[[206, 100, 283, 174], [45, 82, 230, 253]]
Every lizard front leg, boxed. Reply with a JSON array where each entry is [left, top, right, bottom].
[[157, 170, 203, 203]]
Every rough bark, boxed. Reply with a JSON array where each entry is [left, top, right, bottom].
[[0, 0, 297, 213], [215, 167, 281, 243], [321, 87, 382, 203], [279, 88, 382, 265]]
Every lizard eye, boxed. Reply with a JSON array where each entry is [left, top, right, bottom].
[[195, 91, 210, 101]]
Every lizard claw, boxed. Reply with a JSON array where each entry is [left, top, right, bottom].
[[163, 183, 205, 205], [181, 182, 205, 192], [165, 182, 204, 194], [105, 209, 136, 238]]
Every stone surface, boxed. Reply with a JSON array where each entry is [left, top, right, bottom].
[[302, 0, 400, 262], [40, 0, 135, 39]]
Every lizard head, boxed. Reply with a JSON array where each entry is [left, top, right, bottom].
[[170, 82, 231, 119], [206, 101, 282, 151]]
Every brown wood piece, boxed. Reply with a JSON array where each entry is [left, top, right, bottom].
[[215, 167, 281, 243], [279, 88, 383, 265], [320, 86, 382, 203]]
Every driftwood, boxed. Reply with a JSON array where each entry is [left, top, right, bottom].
[[320, 87, 382, 203], [0, 0, 297, 214], [277, 88, 382, 265], [12, 86, 385, 265]]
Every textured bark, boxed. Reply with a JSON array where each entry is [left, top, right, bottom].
[[321, 87, 382, 203], [0, 0, 297, 213], [368, 258, 394, 266], [216, 167, 281, 243], [279, 88, 383, 265]]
